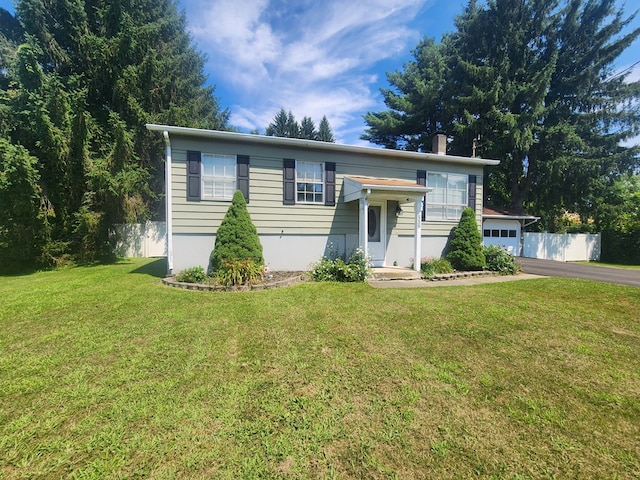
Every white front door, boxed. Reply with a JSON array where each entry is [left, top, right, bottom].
[[367, 202, 387, 267]]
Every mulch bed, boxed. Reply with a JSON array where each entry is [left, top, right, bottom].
[[162, 271, 308, 292]]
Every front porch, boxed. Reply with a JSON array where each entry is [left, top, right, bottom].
[[343, 176, 431, 272]]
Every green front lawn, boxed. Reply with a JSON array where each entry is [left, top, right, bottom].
[[1, 259, 639, 479]]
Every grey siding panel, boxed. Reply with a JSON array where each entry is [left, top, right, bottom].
[[169, 137, 486, 236]]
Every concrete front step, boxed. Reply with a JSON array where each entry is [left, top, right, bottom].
[[369, 267, 423, 281]]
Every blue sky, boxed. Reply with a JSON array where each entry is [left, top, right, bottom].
[[1, 0, 639, 145]]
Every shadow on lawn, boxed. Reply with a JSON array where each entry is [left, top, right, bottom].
[[128, 258, 166, 278]]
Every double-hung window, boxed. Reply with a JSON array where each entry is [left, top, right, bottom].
[[201, 153, 236, 201], [283, 159, 335, 206], [426, 172, 468, 220], [296, 161, 324, 204]]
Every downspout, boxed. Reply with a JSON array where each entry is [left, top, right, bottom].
[[163, 131, 173, 275], [414, 199, 423, 272]]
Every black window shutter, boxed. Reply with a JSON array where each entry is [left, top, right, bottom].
[[283, 158, 295, 205], [468, 174, 477, 211], [417, 170, 426, 221], [187, 150, 201, 201], [325, 162, 336, 206], [237, 155, 250, 203]]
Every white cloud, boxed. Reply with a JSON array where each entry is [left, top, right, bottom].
[[183, 0, 431, 143], [624, 63, 640, 84], [621, 134, 640, 148]]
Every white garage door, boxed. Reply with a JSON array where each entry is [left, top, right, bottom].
[[482, 220, 521, 255]]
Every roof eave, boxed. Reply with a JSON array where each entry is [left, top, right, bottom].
[[146, 124, 501, 167], [482, 214, 541, 220]]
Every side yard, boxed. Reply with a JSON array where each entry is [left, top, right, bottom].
[[1, 259, 639, 479]]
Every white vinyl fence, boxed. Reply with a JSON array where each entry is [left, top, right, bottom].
[[114, 221, 167, 258], [522, 232, 601, 261]]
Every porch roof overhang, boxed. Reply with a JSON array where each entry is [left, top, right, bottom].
[[343, 176, 431, 204]]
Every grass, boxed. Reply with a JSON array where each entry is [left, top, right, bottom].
[[1, 258, 639, 479]]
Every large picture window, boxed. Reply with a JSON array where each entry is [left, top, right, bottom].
[[296, 161, 324, 203], [201, 153, 236, 200], [426, 172, 468, 220]]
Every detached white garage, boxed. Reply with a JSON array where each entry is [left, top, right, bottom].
[[482, 207, 539, 256]]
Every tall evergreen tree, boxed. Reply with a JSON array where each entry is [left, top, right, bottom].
[[0, 0, 228, 265], [0, 139, 50, 270], [317, 115, 335, 142], [300, 116, 318, 140], [362, 37, 448, 150], [266, 108, 300, 138], [266, 109, 335, 142], [362, 0, 640, 228]]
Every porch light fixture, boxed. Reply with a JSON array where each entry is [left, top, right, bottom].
[[395, 204, 403, 217]]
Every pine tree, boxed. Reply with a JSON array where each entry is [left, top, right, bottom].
[[266, 110, 335, 142], [1, 0, 229, 266], [208, 190, 264, 275], [362, 37, 448, 150], [0, 139, 50, 270], [362, 0, 640, 227], [300, 116, 317, 140], [445, 207, 485, 271], [266, 108, 300, 138], [317, 115, 335, 142]]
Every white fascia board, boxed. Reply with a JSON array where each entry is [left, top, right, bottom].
[[146, 124, 501, 167]]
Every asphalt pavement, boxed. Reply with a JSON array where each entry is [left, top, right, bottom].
[[517, 257, 640, 288]]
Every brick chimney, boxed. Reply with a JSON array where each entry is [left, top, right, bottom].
[[433, 133, 447, 155]]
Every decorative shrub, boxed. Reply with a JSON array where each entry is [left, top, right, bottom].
[[445, 207, 486, 271], [420, 257, 455, 277], [310, 248, 369, 282], [483, 245, 520, 274], [217, 258, 263, 287], [175, 266, 208, 283], [208, 190, 264, 276]]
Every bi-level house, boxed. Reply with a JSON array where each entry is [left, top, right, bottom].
[[146, 124, 499, 274]]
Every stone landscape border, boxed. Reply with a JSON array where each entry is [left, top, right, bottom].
[[162, 274, 306, 292]]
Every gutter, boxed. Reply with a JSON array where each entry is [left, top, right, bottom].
[[163, 131, 173, 275]]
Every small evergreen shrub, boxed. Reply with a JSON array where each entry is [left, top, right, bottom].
[[483, 245, 519, 274], [310, 248, 369, 282], [420, 257, 455, 277], [446, 207, 486, 271], [208, 190, 264, 277], [175, 266, 208, 283], [217, 258, 263, 287]]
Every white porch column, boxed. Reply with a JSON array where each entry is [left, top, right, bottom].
[[414, 199, 422, 271], [359, 195, 369, 260]]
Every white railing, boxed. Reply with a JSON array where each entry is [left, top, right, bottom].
[[114, 221, 167, 258], [522, 232, 601, 261]]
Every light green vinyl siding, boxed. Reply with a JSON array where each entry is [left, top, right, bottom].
[[169, 136, 485, 236]]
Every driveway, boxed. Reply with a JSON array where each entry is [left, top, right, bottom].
[[517, 257, 640, 288]]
